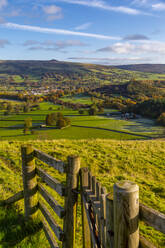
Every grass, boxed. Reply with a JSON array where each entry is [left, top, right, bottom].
[[0, 101, 164, 140], [0, 152, 49, 248], [0, 139, 165, 247], [60, 94, 93, 105]]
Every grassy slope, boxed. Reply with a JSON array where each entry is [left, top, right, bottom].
[[0, 139, 164, 247]]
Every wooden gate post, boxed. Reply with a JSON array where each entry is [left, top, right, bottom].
[[106, 194, 114, 248], [80, 167, 91, 248], [21, 145, 38, 220], [113, 181, 139, 248], [63, 156, 80, 248]]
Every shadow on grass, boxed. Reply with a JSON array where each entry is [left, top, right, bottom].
[[0, 205, 42, 247]]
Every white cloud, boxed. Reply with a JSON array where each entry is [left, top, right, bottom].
[[67, 56, 153, 65], [97, 42, 135, 54], [23, 39, 88, 51], [0, 0, 7, 9], [57, 0, 142, 15], [42, 5, 63, 20], [55, 40, 87, 48], [97, 41, 165, 55], [42, 5, 61, 15], [152, 3, 165, 11], [132, 0, 149, 6], [75, 22, 92, 31], [1, 22, 121, 40]]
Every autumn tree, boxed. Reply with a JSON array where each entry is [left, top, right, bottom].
[[24, 117, 32, 134]]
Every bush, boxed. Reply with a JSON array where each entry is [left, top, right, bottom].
[[157, 113, 165, 126], [31, 129, 37, 135], [88, 107, 98, 116], [79, 109, 84, 115]]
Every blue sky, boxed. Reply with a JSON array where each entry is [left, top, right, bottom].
[[0, 0, 165, 65]]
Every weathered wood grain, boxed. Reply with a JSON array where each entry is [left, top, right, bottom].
[[34, 149, 65, 173], [82, 195, 99, 248], [39, 200, 64, 241], [140, 203, 165, 234], [96, 182, 101, 245], [38, 183, 65, 218], [83, 189, 101, 216], [80, 168, 91, 248], [113, 181, 139, 248], [100, 187, 107, 248], [62, 156, 80, 248], [92, 176, 96, 196], [3, 190, 24, 205], [36, 167, 65, 196], [139, 236, 156, 248], [106, 194, 114, 248], [42, 218, 59, 248], [21, 145, 38, 220], [88, 172, 92, 191]]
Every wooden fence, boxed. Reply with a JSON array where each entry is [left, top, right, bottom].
[[1, 145, 165, 248]]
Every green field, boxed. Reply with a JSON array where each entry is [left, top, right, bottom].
[[60, 94, 93, 105], [0, 101, 164, 140], [0, 139, 165, 247]]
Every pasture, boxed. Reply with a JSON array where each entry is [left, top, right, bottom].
[[0, 139, 164, 247], [60, 94, 93, 105], [0, 101, 164, 141]]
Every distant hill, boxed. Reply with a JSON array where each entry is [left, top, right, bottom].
[[115, 64, 165, 74], [0, 60, 165, 83], [0, 60, 91, 77]]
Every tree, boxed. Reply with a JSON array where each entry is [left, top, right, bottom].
[[23, 105, 30, 113], [56, 118, 66, 129], [45, 113, 59, 126], [88, 106, 98, 116], [157, 112, 165, 126], [7, 103, 13, 113], [46, 114, 53, 126], [79, 109, 84, 115], [45, 112, 70, 128], [24, 118, 32, 133]]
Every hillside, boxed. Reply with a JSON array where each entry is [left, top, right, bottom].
[[0, 139, 164, 247], [95, 80, 165, 98], [116, 64, 165, 74], [0, 60, 165, 83]]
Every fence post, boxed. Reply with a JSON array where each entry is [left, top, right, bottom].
[[63, 156, 80, 248], [80, 167, 91, 248], [113, 181, 139, 248], [106, 193, 114, 248], [21, 145, 38, 220]]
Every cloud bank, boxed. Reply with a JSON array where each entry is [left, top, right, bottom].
[[23, 39, 88, 51]]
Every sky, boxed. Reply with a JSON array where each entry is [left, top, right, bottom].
[[0, 0, 165, 65]]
